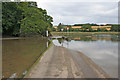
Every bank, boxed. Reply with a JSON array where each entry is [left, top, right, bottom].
[[51, 32, 119, 36]]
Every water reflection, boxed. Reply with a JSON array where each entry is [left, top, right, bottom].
[[71, 35, 119, 42], [52, 34, 118, 78], [52, 34, 119, 44]]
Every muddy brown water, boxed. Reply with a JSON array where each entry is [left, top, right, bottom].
[[2, 37, 48, 78], [52, 34, 119, 78]]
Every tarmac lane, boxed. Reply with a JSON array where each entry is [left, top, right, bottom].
[[25, 44, 109, 78]]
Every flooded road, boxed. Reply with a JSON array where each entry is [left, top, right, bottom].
[[52, 34, 119, 78], [2, 37, 48, 78], [25, 44, 109, 78]]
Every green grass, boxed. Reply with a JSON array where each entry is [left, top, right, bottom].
[[51, 32, 119, 36], [51, 32, 119, 33]]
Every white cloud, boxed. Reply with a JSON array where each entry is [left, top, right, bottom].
[[90, 3, 118, 16], [26, 0, 119, 25], [27, 0, 119, 2]]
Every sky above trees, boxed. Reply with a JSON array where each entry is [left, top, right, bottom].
[[17, 0, 119, 25]]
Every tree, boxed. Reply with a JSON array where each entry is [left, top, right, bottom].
[[100, 28, 107, 32], [51, 27, 56, 31], [2, 2, 22, 36], [2, 2, 53, 37], [81, 24, 92, 32], [57, 23, 63, 31], [74, 24, 84, 26], [111, 24, 120, 32], [97, 28, 101, 32]]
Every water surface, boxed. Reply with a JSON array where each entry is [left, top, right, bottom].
[[2, 37, 48, 78], [52, 34, 118, 78]]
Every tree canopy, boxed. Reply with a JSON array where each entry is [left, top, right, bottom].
[[57, 23, 63, 31], [81, 24, 93, 32], [111, 24, 120, 32], [2, 2, 53, 36]]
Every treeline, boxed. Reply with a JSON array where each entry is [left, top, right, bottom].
[[2, 2, 53, 37], [110, 24, 120, 32], [73, 23, 120, 32], [74, 23, 99, 26], [54, 23, 120, 32]]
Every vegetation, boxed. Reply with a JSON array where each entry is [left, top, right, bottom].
[[51, 32, 119, 35], [2, 2, 22, 36], [74, 23, 99, 26], [53, 23, 119, 32], [81, 24, 93, 32], [51, 32, 119, 42], [111, 24, 120, 32], [0, 2, 2, 34], [57, 23, 63, 31], [2, 2, 53, 37]]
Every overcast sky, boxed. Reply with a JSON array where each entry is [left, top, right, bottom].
[[22, 0, 119, 25]]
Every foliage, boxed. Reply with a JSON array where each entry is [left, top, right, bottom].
[[96, 27, 108, 32], [74, 23, 99, 26], [2, 2, 22, 36], [74, 24, 84, 26], [111, 24, 120, 32], [100, 28, 107, 32], [2, 2, 53, 36], [51, 27, 56, 31], [81, 24, 93, 32], [97, 28, 101, 32], [57, 23, 63, 31]]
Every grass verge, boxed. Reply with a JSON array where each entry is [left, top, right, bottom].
[[51, 32, 119, 34], [51, 32, 119, 36]]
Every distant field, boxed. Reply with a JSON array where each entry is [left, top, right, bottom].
[[51, 32, 119, 36]]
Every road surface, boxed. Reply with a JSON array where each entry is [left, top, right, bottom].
[[25, 44, 109, 78]]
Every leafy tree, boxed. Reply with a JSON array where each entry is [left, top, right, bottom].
[[58, 23, 63, 31], [111, 24, 120, 32], [2, 2, 53, 37], [97, 28, 101, 32], [74, 24, 84, 26], [100, 28, 107, 32], [51, 27, 56, 31], [0, 2, 2, 34], [2, 2, 22, 36], [81, 24, 92, 32]]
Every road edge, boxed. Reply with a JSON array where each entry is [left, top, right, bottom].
[[23, 40, 53, 78], [77, 51, 110, 78]]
